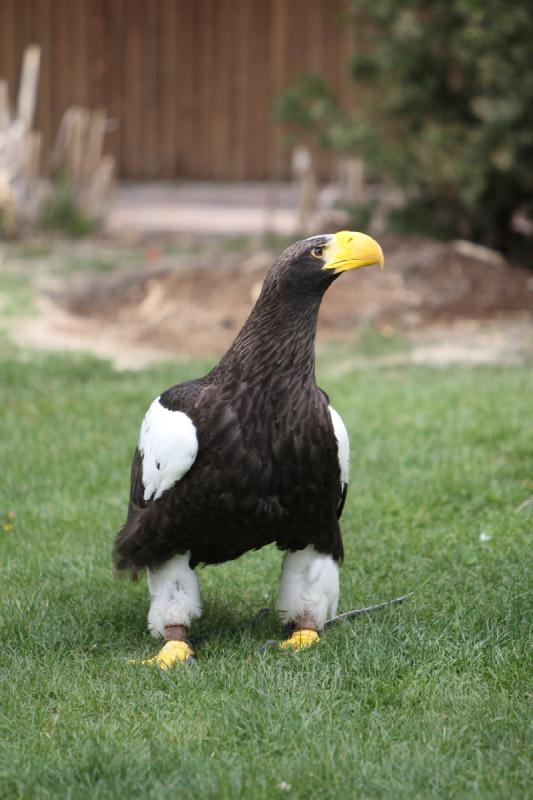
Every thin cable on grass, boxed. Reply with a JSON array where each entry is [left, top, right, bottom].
[[324, 592, 414, 627], [188, 593, 414, 646]]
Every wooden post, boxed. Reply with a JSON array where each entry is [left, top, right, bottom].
[[0, 81, 10, 130], [338, 155, 365, 205], [0, 43, 115, 235], [292, 144, 317, 233], [17, 46, 41, 131], [51, 106, 116, 223], [0, 45, 42, 235]]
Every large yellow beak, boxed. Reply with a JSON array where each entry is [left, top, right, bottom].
[[322, 231, 384, 273]]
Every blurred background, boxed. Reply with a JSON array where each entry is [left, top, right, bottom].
[[0, 0, 532, 367]]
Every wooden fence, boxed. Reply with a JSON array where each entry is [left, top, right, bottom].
[[0, 0, 356, 179]]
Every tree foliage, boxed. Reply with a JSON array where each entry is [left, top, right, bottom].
[[276, 1, 533, 256]]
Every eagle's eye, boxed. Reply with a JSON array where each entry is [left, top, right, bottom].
[[311, 246, 325, 259]]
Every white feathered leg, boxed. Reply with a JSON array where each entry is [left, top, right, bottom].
[[147, 551, 202, 637], [138, 552, 201, 668], [276, 545, 339, 650]]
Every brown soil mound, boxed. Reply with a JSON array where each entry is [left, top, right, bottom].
[[49, 235, 533, 358]]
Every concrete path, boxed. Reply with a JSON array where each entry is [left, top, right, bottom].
[[107, 181, 302, 237]]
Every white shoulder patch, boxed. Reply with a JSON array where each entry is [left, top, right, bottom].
[[329, 405, 349, 484], [139, 397, 198, 502]]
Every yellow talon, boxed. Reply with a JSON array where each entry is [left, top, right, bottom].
[[278, 629, 320, 651], [132, 640, 195, 669]]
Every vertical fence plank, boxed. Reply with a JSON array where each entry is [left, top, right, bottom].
[[140, 1, 160, 178], [103, 0, 124, 168], [122, 0, 143, 178], [0, 0, 17, 91], [159, 0, 177, 178], [22, 0, 51, 167]]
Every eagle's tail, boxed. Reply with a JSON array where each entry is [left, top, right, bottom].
[[113, 501, 171, 577]]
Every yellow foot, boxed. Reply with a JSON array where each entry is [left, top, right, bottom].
[[133, 640, 195, 669], [278, 629, 320, 651]]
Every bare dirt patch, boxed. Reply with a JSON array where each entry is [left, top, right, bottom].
[[6, 234, 533, 367]]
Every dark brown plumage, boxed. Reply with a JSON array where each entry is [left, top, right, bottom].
[[114, 235, 345, 573]]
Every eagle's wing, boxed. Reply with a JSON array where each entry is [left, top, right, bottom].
[[328, 405, 349, 519], [136, 396, 198, 504], [115, 395, 198, 572]]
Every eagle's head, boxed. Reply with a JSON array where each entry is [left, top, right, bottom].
[[267, 231, 384, 296], [221, 230, 384, 373]]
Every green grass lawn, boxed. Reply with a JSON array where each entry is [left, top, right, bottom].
[[1, 347, 531, 799]]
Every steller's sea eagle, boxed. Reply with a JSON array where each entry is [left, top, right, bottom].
[[114, 231, 384, 668]]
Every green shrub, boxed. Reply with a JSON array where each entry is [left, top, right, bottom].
[[276, 1, 533, 259], [41, 172, 97, 238]]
